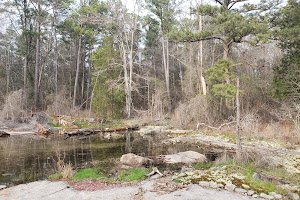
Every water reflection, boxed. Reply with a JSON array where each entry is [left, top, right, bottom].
[[0, 131, 215, 186]]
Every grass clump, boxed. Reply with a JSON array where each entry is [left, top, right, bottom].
[[71, 167, 114, 182], [192, 162, 213, 170], [73, 119, 89, 128], [73, 168, 102, 180], [49, 173, 62, 180], [118, 168, 148, 182]]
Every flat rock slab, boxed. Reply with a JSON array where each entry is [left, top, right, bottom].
[[0, 180, 264, 200]]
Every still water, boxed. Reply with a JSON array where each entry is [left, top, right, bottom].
[[0, 132, 213, 186]]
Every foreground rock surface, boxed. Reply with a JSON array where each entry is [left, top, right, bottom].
[[0, 179, 263, 200], [163, 151, 207, 164]]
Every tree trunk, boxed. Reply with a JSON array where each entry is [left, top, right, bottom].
[[162, 35, 171, 113], [223, 42, 230, 60], [73, 34, 82, 108], [81, 49, 85, 106], [198, 13, 203, 95], [53, 2, 59, 114], [5, 48, 10, 94], [236, 78, 243, 162], [34, 0, 41, 110]]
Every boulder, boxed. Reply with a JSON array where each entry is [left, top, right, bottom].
[[163, 151, 207, 164], [120, 153, 152, 167]]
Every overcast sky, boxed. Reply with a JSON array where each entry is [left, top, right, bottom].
[[0, 0, 286, 34]]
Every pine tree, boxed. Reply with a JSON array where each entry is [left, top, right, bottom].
[[273, 0, 300, 100]]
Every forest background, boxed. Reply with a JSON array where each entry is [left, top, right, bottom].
[[0, 0, 299, 142]]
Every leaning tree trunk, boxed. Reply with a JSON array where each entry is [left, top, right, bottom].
[[73, 34, 82, 108], [120, 40, 131, 119], [86, 50, 92, 109]]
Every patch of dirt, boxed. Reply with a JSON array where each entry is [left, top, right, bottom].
[[150, 178, 186, 195], [67, 180, 123, 191]]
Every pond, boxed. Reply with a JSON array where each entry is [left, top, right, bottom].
[[0, 131, 218, 187]]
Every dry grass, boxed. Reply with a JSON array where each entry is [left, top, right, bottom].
[[0, 89, 27, 121], [61, 163, 74, 179], [172, 95, 213, 129], [54, 147, 74, 179], [207, 107, 300, 145]]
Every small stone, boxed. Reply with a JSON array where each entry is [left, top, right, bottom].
[[270, 192, 276, 196], [218, 184, 224, 189], [260, 193, 274, 199], [0, 185, 7, 190], [247, 190, 255, 196], [242, 184, 250, 190], [181, 167, 193, 173], [199, 181, 210, 187], [225, 184, 236, 191], [269, 192, 282, 199], [149, 174, 161, 180], [185, 171, 194, 176], [178, 173, 186, 177], [172, 175, 178, 180], [289, 192, 300, 200], [209, 181, 219, 189], [234, 187, 247, 194], [252, 194, 258, 198], [210, 167, 219, 170], [274, 194, 282, 199], [120, 165, 132, 169], [253, 172, 260, 180]]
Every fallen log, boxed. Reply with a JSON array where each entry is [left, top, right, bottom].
[[63, 125, 140, 137], [0, 131, 10, 137], [65, 128, 95, 136], [103, 125, 140, 132]]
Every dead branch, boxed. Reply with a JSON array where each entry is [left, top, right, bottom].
[[196, 121, 237, 130], [145, 167, 163, 177], [0, 131, 10, 137]]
